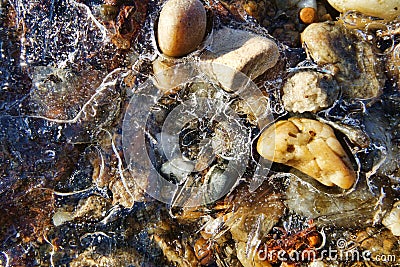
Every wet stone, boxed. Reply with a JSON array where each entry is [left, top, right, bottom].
[[285, 177, 378, 227], [282, 71, 339, 113], [355, 227, 400, 260], [201, 27, 280, 86], [157, 0, 207, 57], [383, 201, 400, 236], [1, 0, 400, 265], [301, 21, 386, 99], [73, 195, 110, 220], [299, 7, 317, 24], [327, 0, 400, 20], [257, 118, 356, 189]]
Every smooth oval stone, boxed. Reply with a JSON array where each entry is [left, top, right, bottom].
[[327, 0, 400, 20], [157, 0, 207, 57]]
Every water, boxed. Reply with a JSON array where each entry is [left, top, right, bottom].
[[0, 0, 399, 266]]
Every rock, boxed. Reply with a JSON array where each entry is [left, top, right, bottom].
[[161, 157, 195, 182], [225, 184, 284, 267], [157, 0, 206, 57], [74, 195, 110, 220], [226, 184, 285, 243], [387, 44, 400, 88], [53, 196, 110, 226], [153, 235, 199, 267], [52, 211, 74, 226], [299, 7, 317, 24], [326, 0, 400, 20], [356, 227, 400, 259], [282, 71, 339, 113], [152, 57, 187, 92], [243, 0, 267, 21], [285, 177, 378, 227], [202, 27, 279, 89], [383, 201, 400, 236], [257, 118, 356, 189], [236, 242, 272, 267], [70, 248, 151, 267], [301, 22, 385, 99]]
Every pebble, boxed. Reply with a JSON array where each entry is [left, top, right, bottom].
[[202, 27, 279, 89], [356, 227, 399, 258], [73, 195, 109, 220], [299, 7, 317, 24], [301, 22, 385, 99], [52, 211, 74, 226], [157, 0, 206, 57], [383, 201, 400, 236], [257, 118, 356, 189], [387, 43, 400, 88], [282, 71, 339, 113], [285, 177, 377, 227], [326, 0, 400, 20]]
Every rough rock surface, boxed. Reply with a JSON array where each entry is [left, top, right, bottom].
[[157, 0, 206, 57], [257, 118, 356, 189], [301, 22, 385, 99], [74, 195, 110, 220], [282, 71, 339, 113]]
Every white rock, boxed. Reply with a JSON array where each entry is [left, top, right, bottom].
[[282, 71, 339, 113], [383, 201, 400, 236], [202, 27, 279, 91], [161, 157, 195, 181], [327, 0, 400, 20], [157, 0, 206, 57], [52, 211, 74, 226]]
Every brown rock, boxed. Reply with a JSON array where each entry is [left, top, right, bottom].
[[301, 22, 385, 99], [157, 0, 206, 57]]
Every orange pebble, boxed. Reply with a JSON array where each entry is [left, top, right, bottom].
[[299, 7, 317, 24]]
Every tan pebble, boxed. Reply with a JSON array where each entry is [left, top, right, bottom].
[[300, 7, 317, 24], [327, 0, 400, 20], [244, 1, 258, 15], [157, 0, 206, 57], [202, 27, 280, 88], [257, 118, 356, 189]]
